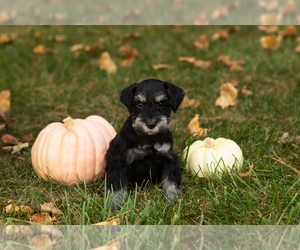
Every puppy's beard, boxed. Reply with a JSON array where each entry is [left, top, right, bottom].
[[132, 116, 170, 136]]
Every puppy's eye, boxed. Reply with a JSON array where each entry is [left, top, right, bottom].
[[158, 102, 165, 108], [137, 102, 144, 108]]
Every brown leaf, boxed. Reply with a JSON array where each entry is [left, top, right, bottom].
[[2, 142, 29, 154], [0, 90, 10, 113], [194, 34, 209, 49], [33, 44, 57, 54], [85, 43, 103, 54], [120, 32, 141, 41], [229, 63, 244, 72], [295, 44, 300, 53], [194, 12, 209, 25], [258, 0, 278, 11], [1, 134, 18, 144], [121, 57, 135, 67], [193, 60, 212, 69], [29, 213, 57, 225], [152, 64, 171, 70], [180, 96, 200, 109], [215, 82, 238, 109], [257, 25, 278, 33], [5, 204, 34, 215], [242, 85, 252, 96], [259, 35, 282, 50], [178, 57, 195, 63], [230, 164, 253, 179], [217, 55, 231, 65], [228, 26, 240, 34], [49, 35, 66, 42], [212, 30, 229, 41], [0, 119, 13, 131], [212, 6, 228, 20], [93, 218, 120, 225], [40, 202, 62, 216], [188, 114, 210, 137], [279, 25, 297, 37], [119, 43, 138, 58], [30, 235, 56, 250], [19, 134, 34, 143], [99, 52, 117, 73]]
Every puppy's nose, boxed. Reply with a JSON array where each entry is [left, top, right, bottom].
[[146, 121, 157, 129]]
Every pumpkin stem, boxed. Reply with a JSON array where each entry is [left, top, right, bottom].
[[205, 137, 214, 148], [63, 117, 75, 130]]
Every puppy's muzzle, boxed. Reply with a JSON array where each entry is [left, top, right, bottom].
[[146, 121, 157, 129]]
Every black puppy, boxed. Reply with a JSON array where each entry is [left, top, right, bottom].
[[104, 79, 185, 210]]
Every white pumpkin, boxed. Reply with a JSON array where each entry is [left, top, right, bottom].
[[183, 137, 243, 178]]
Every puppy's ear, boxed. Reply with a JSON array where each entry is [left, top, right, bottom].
[[120, 83, 139, 110], [164, 81, 185, 113]]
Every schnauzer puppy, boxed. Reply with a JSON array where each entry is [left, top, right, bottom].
[[104, 79, 185, 210]]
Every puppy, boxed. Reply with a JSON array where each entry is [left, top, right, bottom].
[[104, 79, 185, 210]]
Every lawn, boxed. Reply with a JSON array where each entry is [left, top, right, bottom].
[[0, 25, 299, 227]]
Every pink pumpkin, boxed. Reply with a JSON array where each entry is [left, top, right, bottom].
[[31, 115, 116, 186]]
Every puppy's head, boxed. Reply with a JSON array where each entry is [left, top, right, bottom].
[[120, 79, 185, 136]]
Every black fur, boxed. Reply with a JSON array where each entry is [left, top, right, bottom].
[[104, 79, 185, 210]]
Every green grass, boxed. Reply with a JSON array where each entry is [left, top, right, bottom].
[[0, 25, 299, 226]]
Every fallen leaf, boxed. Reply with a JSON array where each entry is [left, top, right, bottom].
[[49, 35, 66, 42], [257, 25, 278, 33], [194, 34, 209, 49], [260, 13, 280, 25], [217, 55, 231, 65], [120, 32, 141, 41], [0, 90, 10, 113], [5, 204, 34, 216], [278, 0, 297, 16], [194, 12, 209, 25], [73, 51, 81, 58], [188, 114, 210, 137], [242, 85, 252, 96], [33, 44, 57, 54], [2, 142, 29, 154], [99, 52, 117, 73], [212, 6, 228, 20], [295, 44, 300, 52], [258, 0, 278, 11], [178, 57, 195, 63], [40, 202, 62, 216], [93, 218, 120, 225], [1, 134, 18, 144], [180, 96, 200, 109], [0, 108, 6, 121], [259, 35, 282, 49], [152, 64, 171, 70], [229, 63, 244, 72], [278, 25, 297, 37], [70, 44, 84, 52], [0, 119, 13, 131], [0, 33, 17, 44], [30, 235, 56, 250], [5, 225, 34, 237], [212, 30, 229, 41], [85, 43, 103, 54], [90, 241, 120, 250], [229, 164, 253, 179], [193, 60, 211, 69], [227, 26, 240, 33], [29, 213, 56, 225], [215, 82, 238, 109], [19, 134, 34, 143], [228, 79, 239, 87]]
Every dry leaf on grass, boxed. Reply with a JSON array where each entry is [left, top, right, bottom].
[[120, 32, 141, 41], [178, 57, 195, 63], [85, 43, 103, 54], [194, 12, 209, 25], [217, 55, 245, 71], [194, 34, 209, 49], [99, 52, 117, 73], [242, 86, 252, 96], [33, 44, 57, 54], [119, 43, 138, 66], [217, 55, 231, 65], [259, 35, 282, 49], [212, 29, 229, 41], [215, 82, 238, 109], [5, 204, 34, 216], [29, 213, 57, 225], [1, 134, 18, 144], [180, 96, 200, 109], [229, 63, 244, 72], [295, 44, 300, 52], [257, 25, 278, 33], [70, 44, 84, 52], [93, 218, 120, 225], [278, 25, 297, 37], [0, 33, 17, 44], [188, 114, 210, 137], [152, 64, 171, 70], [2, 142, 29, 154], [0, 90, 10, 113], [40, 202, 62, 216], [30, 235, 56, 250], [48, 35, 66, 42], [193, 60, 212, 69], [258, 0, 278, 11], [229, 164, 254, 179]]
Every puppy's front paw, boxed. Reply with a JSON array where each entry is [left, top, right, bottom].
[[166, 189, 181, 204], [105, 190, 127, 210]]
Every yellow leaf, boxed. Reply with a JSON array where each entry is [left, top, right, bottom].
[[0, 90, 10, 113], [99, 52, 117, 73], [188, 114, 210, 137], [229, 63, 244, 72], [70, 44, 84, 52], [33, 44, 57, 54], [193, 60, 211, 69], [152, 64, 171, 70], [178, 57, 195, 63], [215, 82, 238, 109], [93, 218, 120, 225], [295, 44, 300, 53], [0, 33, 16, 44], [259, 35, 282, 49]]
